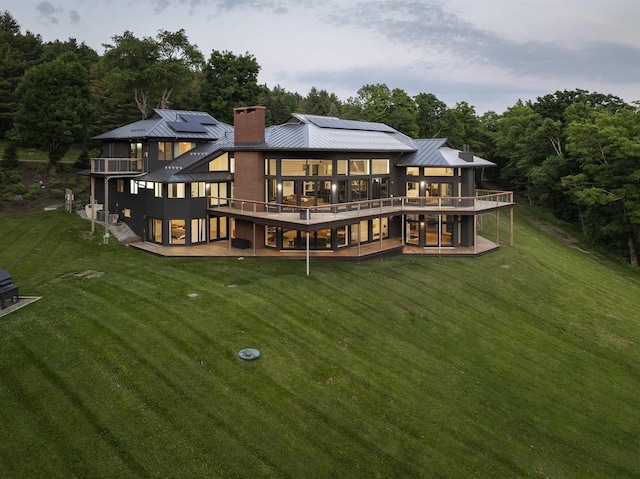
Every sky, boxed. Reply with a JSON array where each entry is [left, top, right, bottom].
[[5, 0, 640, 114]]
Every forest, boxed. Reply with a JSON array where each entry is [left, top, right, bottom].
[[1, 11, 639, 265]]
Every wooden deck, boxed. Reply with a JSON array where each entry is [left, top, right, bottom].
[[129, 236, 500, 260]]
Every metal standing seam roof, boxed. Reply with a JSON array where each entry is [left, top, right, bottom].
[[259, 113, 417, 152], [395, 139, 495, 168], [91, 109, 233, 141]]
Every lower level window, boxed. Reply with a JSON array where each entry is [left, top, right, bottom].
[[170, 219, 186, 244], [147, 217, 162, 243], [191, 218, 206, 243]]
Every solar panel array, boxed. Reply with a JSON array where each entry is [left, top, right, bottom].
[[167, 113, 218, 134], [167, 121, 208, 133], [179, 113, 217, 125], [307, 116, 396, 133]]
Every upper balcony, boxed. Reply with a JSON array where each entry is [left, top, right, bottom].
[[208, 190, 514, 229], [91, 158, 144, 175]]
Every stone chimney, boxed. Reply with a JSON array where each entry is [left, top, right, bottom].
[[458, 144, 474, 163], [234, 106, 266, 144]]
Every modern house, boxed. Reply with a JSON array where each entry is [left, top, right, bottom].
[[89, 106, 513, 259]]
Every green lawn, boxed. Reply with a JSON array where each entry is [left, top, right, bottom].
[[1, 208, 639, 478]]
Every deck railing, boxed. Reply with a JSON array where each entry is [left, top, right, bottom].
[[91, 158, 144, 174], [208, 190, 513, 221]]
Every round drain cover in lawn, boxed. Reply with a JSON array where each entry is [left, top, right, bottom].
[[238, 348, 260, 361]]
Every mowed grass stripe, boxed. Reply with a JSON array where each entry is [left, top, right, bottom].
[[1, 208, 640, 477]]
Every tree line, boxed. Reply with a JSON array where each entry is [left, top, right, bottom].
[[1, 11, 638, 265]]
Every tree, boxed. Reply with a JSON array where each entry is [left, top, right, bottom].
[[344, 84, 418, 136], [1, 141, 18, 169], [388, 88, 418, 137], [563, 106, 640, 265], [415, 92, 448, 138], [301, 87, 341, 117], [200, 50, 261, 124], [10, 52, 95, 173], [101, 29, 204, 118], [259, 85, 302, 126], [0, 11, 44, 138]]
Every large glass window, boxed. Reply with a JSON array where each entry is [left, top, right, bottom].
[[209, 217, 228, 240], [281, 159, 307, 176], [170, 219, 185, 244], [406, 181, 419, 197], [426, 182, 453, 197], [106, 142, 116, 157], [372, 159, 389, 174], [265, 158, 277, 175], [350, 159, 369, 175], [191, 218, 206, 243], [174, 142, 195, 158], [406, 215, 420, 245], [350, 179, 368, 201], [168, 183, 185, 198], [209, 153, 230, 171], [130, 180, 139, 195], [282, 181, 296, 205], [154, 182, 163, 198], [117, 179, 124, 193], [265, 226, 277, 248], [406, 167, 419, 176], [130, 142, 143, 159], [307, 159, 332, 176], [210, 183, 228, 206], [158, 142, 172, 161], [266, 179, 277, 202], [147, 217, 162, 243], [425, 167, 454, 177], [372, 178, 388, 199], [191, 182, 205, 198], [372, 218, 389, 241], [336, 226, 348, 247], [337, 160, 348, 175]]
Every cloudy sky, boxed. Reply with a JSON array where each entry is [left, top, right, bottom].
[[5, 0, 640, 113]]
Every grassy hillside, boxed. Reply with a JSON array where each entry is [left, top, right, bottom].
[[0, 208, 639, 478]]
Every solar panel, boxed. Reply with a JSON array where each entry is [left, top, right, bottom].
[[167, 121, 208, 133], [179, 113, 217, 125], [307, 116, 395, 133]]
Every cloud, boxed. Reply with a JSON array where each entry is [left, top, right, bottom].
[[150, 0, 304, 14], [36, 1, 62, 24], [325, 0, 640, 84], [69, 10, 80, 24]]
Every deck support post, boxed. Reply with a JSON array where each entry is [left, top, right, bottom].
[[510, 208, 514, 246], [103, 176, 109, 245]]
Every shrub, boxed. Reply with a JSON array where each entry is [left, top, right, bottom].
[[0, 170, 4, 185], [14, 183, 26, 195], [66, 177, 76, 188], [50, 188, 64, 198], [1, 191, 12, 202], [49, 177, 64, 188], [76, 176, 89, 193], [9, 169, 22, 184], [25, 184, 40, 200]]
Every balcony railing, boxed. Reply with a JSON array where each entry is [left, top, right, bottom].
[[91, 158, 144, 174], [208, 190, 513, 224]]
